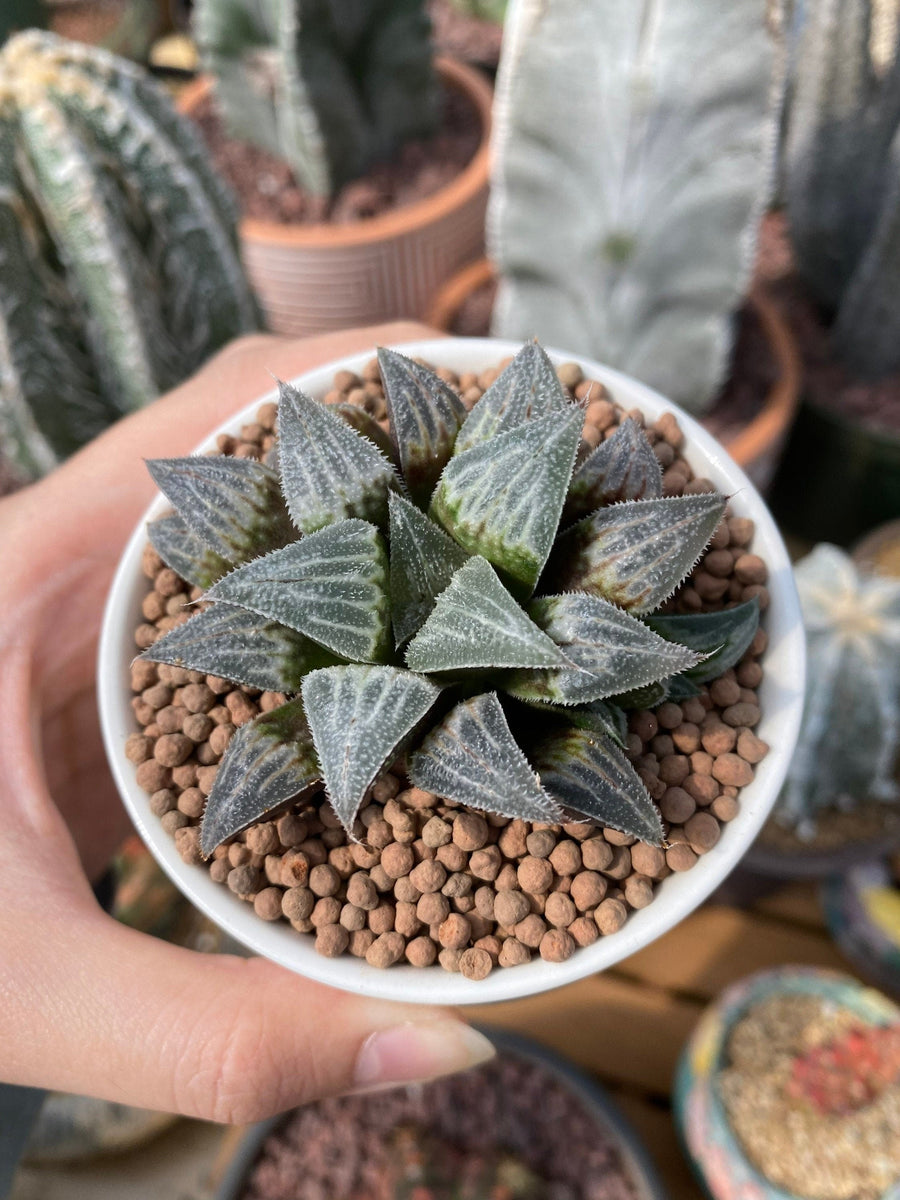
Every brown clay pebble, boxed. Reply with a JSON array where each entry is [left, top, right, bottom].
[[570, 871, 608, 911], [548, 841, 582, 876], [348, 929, 376, 958], [406, 936, 437, 967], [316, 925, 350, 958], [149, 788, 176, 817], [459, 947, 493, 980], [417, 892, 450, 925], [380, 842, 415, 880], [311, 897, 342, 927], [125, 734, 153, 764], [517, 856, 553, 894], [666, 842, 699, 872], [525, 830, 556, 858], [514, 914, 547, 948], [498, 820, 528, 858], [227, 865, 261, 896], [340, 904, 367, 932], [736, 729, 769, 763], [545, 892, 577, 928], [581, 838, 614, 871], [540, 929, 576, 963], [422, 816, 452, 847], [453, 812, 489, 851], [660, 786, 696, 824], [368, 904, 396, 935], [595, 898, 628, 935], [409, 859, 447, 893], [712, 753, 754, 787], [253, 887, 284, 921], [174, 826, 202, 864], [468, 846, 502, 881], [631, 842, 667, 878], [153, 733, 193, 767], [282, 887, 314, 922], [438, 948, 462, 973], [684, 810, 721, 853], [712, 793, 740, 822], [176, 787, 205, 819], [499, 938, 531, 968], [160, 809, 187, 834], [439, 913, 471, 950], [281, 850, 310, 888], [623, 874, 654, 909], [493, 890, 531, 929], [569, 916, 600, 947]]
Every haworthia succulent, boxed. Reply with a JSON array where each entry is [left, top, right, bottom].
[[200, 698, 319, 857], [405, 556, 567, 673], [646, 597, 759, 684], [302, 665, 441, 833], [277, 380, 399, 534], [204, 519, 391, 664], [533, 725, 664, 844], [333, 402, 399, 465], [147, 514, 232, 590], [409, 693, 563, 822], [388, 491, 469, 648], [565, 418, 663, 521], [550, 493, 727, 614], [489, 0, 777, 414], [146, 456, 293, 563], [141, 603, 337, 693], [431, 407, 583, 593]]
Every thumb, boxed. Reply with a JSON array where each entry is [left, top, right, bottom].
[[5, 908, 494, 1124]]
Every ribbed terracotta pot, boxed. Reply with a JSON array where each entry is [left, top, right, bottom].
[[179, 58, 493, 336], [426, 261, 802, 491]]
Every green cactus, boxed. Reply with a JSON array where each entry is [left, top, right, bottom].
[[783, 0, 900, 378], [488, 0, 778, 415], [448, 0, 507, 23], [0, 30, 261, 482], [193, 0, 439, 198]]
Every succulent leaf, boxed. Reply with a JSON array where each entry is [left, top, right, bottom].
[[388, 491, 469, 648], [409, 693, 564, 822], [146, 456, 292, 564], [277, 380, 398, 534], [667, 674, 703, 700], [200, 697, 319, 857], [140, 603, 337, 693], [203, 519, 391, 664], [147, 513, 231, 589], [611, 679, 672, 711], [533, 726, 664, 844], [550, 493, 727, 614], [333, 402, 399, 465], [646, 597, 760, 684], [302, 665, 441, 833], [565, 418, 663, 520], [505, 592, 702, 705], [431, 408, 583, 593], [405, 557, 568, 673], [377, 347, 468, 504], [453, 341, 570, 455]]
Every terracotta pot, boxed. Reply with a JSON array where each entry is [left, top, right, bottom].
[[426, 261, 801, 490], [178, 58, 492, 336]]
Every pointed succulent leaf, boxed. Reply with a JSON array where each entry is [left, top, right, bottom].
[[405, 557, 568, 674], [388, 492, 469, 648], [454, 341, 570, 455], [200, 698, 319, 857], [204, 519, 391, 664], [377, 347, 467, 504], [565, 418, 663, 520], [140, 604, 337, 694], [431, 408, 583, 593], [522, 698, 629, 746], [277, 380, 398, 533], [302, 665, 441, 834], [146, 456, 293, 563], [409, 693, 564, 822], [611, 679, 671, 710], [550, 493, 727, 614], [667, 674, 703, 700], [645, 597, 760, 684], [333, 402, 398, 465], [505, 592, 702, 705], [534, 726, 664, 844], [147, 513, 231, 589]]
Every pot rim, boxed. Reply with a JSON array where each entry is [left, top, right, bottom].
[[178, 57, 493, 248], [97, 335, 806, 1007]]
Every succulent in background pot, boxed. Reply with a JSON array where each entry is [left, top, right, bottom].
[[98, 336, 804, 1005]]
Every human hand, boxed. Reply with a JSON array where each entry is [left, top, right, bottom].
[[0, 323, 494, 1124]]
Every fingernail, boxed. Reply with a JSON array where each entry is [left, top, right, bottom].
[[352, 1021, 495, 1094]]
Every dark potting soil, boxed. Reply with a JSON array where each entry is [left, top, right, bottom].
[[428, 0, 504, 71], [239, 1051, 639, 1200], [191, 84, 481, 226]]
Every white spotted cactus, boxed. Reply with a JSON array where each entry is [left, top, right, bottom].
[[193, 0, 438, 198], [140, 342, 760, 856], [0, 30, 261, 480], [780, 544, 900, 834]]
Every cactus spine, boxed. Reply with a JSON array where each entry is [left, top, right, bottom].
[[193, 0, 439, 198], [0, 30, 261, 480]]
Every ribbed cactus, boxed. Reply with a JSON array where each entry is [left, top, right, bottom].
[[783, 0, 900, 378], [779, 544, 900, 834], [0, 31, 261, 481], [193, 0, 439, 198], [488, 0, 778, 414]]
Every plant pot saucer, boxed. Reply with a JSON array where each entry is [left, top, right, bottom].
[[742, 805, 900, 880], [98, 336, 804, 1006], [823, 862, 900, 1001], [212, 1029, 670, 1200]]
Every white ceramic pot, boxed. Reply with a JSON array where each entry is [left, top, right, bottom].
[[98, 337, 806, 1007]]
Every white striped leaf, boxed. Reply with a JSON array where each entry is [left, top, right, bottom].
[[147, 514, 231, 589], [141, 603, 337, 693], [611, 679, 671, 710], [302, 665, 441, 834], [200, 698, 319, 857], [378, 347, 467, 504], [550, 493, 727, 614], [333, 402, 398, 465], [146, 456, 292, 564], [534, 726, 664, 844], [405, 557, 568, 673], [454, 341, 570, 455], [431, 408, 583, 593], [409, 692, 563, 822], [565, 418, 663, 520], [277, 380, 398, 534], [204, 519, 391, 664], [388, 492, 469, 648], [505, 592, 701, 705], [646, 597, 760, 683]]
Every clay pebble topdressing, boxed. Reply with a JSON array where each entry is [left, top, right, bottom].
[[126, 355, 770, 979]]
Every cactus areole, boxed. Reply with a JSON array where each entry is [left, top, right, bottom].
[[138, 342, 759, 859]]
